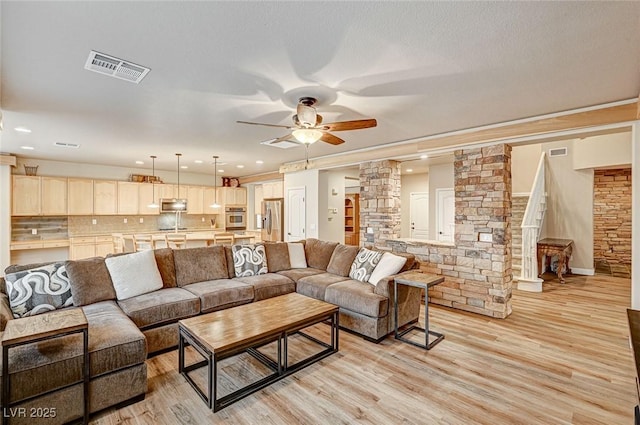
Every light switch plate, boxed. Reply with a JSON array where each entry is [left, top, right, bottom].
[[92, 219, 97, 225], [31, 229, 38, 235], [124, 218, 128, 224], [139, 218, 144, 224]]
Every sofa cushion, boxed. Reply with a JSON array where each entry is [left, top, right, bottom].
[[326, 244, 359, 277], [173, 246, 228, 286], [277, 268, 325, 283], [0, 301, 145, 404], [304, 239, 338, 270], [349, 247, 383, 282], [288, 243, 307, 268], [183, 279, 254, 313], [105, 250, 164, 300], [297, 272, 351, 300], [234, 273, 295, 301], [233, 244, 268, 277], [154, 248, 177, 288], [224, 246, 236, 278], [324, 279, 389, 318], [65, 257, 116, 306], [117, 287, 200, 329], [368, 252, 407, 286], [4, 262, 74, 318], [264, 242, 290, 272]]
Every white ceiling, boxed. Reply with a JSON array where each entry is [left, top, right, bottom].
[[1, 2, 639, 177]]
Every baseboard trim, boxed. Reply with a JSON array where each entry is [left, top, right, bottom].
[[513, 192, 531, 197], [571, 267, 595, 276], [517, 277, 544, 292]]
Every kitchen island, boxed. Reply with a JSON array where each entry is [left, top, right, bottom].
[[117, 231, 256, 251]]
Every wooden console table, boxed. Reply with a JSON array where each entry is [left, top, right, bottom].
[[537, 238, 573, 283]]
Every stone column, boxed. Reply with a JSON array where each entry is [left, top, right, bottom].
[[454, 145, 513, 318], [359, 160, 401, 246]]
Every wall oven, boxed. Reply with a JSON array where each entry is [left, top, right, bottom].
[[225, 207, 246, 230]]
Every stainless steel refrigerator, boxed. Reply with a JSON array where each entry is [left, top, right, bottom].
[[261, 198, 284, 242]]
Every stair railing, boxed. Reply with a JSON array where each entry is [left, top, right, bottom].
[[519, 152, 547, 290]]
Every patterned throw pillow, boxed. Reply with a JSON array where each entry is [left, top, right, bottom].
[[233, 244, 268, 277], [4, 262, 74, 318], [349, 248, 383, 282]]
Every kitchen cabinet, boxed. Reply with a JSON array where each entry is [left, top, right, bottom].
[[117, 182, 139, 215], [41, 177, 68, 215], [158, 184, 177, 200], [70, 236, 113, 260], [262, 181, 283, 199], [12, 175, 41, 216], [95, 236, 114, 257], [203, 187, 223, 215], [218, 187, 247, 206], [94, 180, 117, 215], [138, 183, 160, 215], [68, 178, 94, 215], [187, 186, 204, 214]]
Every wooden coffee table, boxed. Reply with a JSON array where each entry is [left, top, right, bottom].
[[178, 292, 339, 412]]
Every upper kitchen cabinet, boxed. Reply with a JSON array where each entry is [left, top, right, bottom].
[[158, 184, 176, 200], [41, 176, 68, 215], [94, 180, 117, 215], [203, 187, 222, 215], [262, 181, 284, 199], [138, 183, 160, 215], [12, 175, 41, 216], [218, 187, 247, 206], [68, 178, 94, 215], [187, 186, 204, 214], [117, 182, 139, 215]]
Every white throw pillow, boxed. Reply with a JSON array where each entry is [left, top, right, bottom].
[[367, 252, 407, 286], [105, 250, 163, 300], [287, 243, 307, 268]]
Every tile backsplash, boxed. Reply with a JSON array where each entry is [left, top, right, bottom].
[[12, 217, 69, 240]]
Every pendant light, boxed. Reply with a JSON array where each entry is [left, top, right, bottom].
[[148, 155, 159, 208], [211, 155, 221, 208], [174, 153, 185, 208]]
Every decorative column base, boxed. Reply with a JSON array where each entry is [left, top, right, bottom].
[[517, 277, 544, 292]]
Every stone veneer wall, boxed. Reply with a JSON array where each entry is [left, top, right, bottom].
[[378, 145, 513, 318], [359, 160, 401, 245], [593, 169, 632, 267]]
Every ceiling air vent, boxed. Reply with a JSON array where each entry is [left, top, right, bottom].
[[260, 138, 300, 149], [548, 147, 568, 157], [53, 142, 80, 149], [84, 51, 150, 84]]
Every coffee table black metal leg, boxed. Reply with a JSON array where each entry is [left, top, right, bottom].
[[83, 328, 90, 424]]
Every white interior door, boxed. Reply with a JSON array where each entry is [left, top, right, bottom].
[[436, 188, 455, 242], [286, 187, 306, 241], [410, 192, 429, 239]]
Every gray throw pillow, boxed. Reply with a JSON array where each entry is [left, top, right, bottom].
[[233, 244, 268, 277], [349, 248, 383, 283], [5, 262, 74, 318]]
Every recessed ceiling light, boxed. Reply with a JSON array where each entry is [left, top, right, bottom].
[[20, 146, 35, 150], [135, 160, 144, 165], [15, 127, 32, 133], [194, 160, 203, 164], [181, 165, 188, 169], [420, 154, 428, 159], [218, 169, 224, 173], [256, 160, 264, 164], [236, 165, 244, 169], [406, 168, 413, 172]]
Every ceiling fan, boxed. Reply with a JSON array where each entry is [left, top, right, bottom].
[[237, 97, 377, 146]]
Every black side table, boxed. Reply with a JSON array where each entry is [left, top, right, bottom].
[[394, 272, 445, 350]]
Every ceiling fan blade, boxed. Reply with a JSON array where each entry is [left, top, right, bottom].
[[320, 132, 346, 145], [323, 119, 377, 132], [237, 120, 291, 129]]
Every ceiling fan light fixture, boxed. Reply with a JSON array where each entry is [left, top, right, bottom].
[[292, 129, 322, 145]]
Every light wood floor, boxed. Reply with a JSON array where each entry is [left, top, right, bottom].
[[92, 273, 636, 424]]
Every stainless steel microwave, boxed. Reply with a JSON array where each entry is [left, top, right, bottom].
[[160, 198, 187, 213]]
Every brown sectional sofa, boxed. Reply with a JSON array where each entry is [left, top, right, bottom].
[[0, 239, 420, 423]]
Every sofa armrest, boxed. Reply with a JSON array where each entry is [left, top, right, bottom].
[[0, 293, 14, 332], [374, 270, 418, 299], [375, 270, 425, 333]]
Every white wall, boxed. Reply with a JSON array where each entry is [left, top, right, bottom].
[[573, 132, 631, 170], [401, 173, 429, 238], [542, 141, 594, 272], [284, 169, 319, 240], [0, 162, 11, 276], [512, 144, 543, 193], [428, 163, 454, 237], [14, 157, 218, 186]]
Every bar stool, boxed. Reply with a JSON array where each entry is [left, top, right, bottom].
[[214, 233, 235, 246], [165, 233, 187, 249], [132, 234, 154, 251]]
